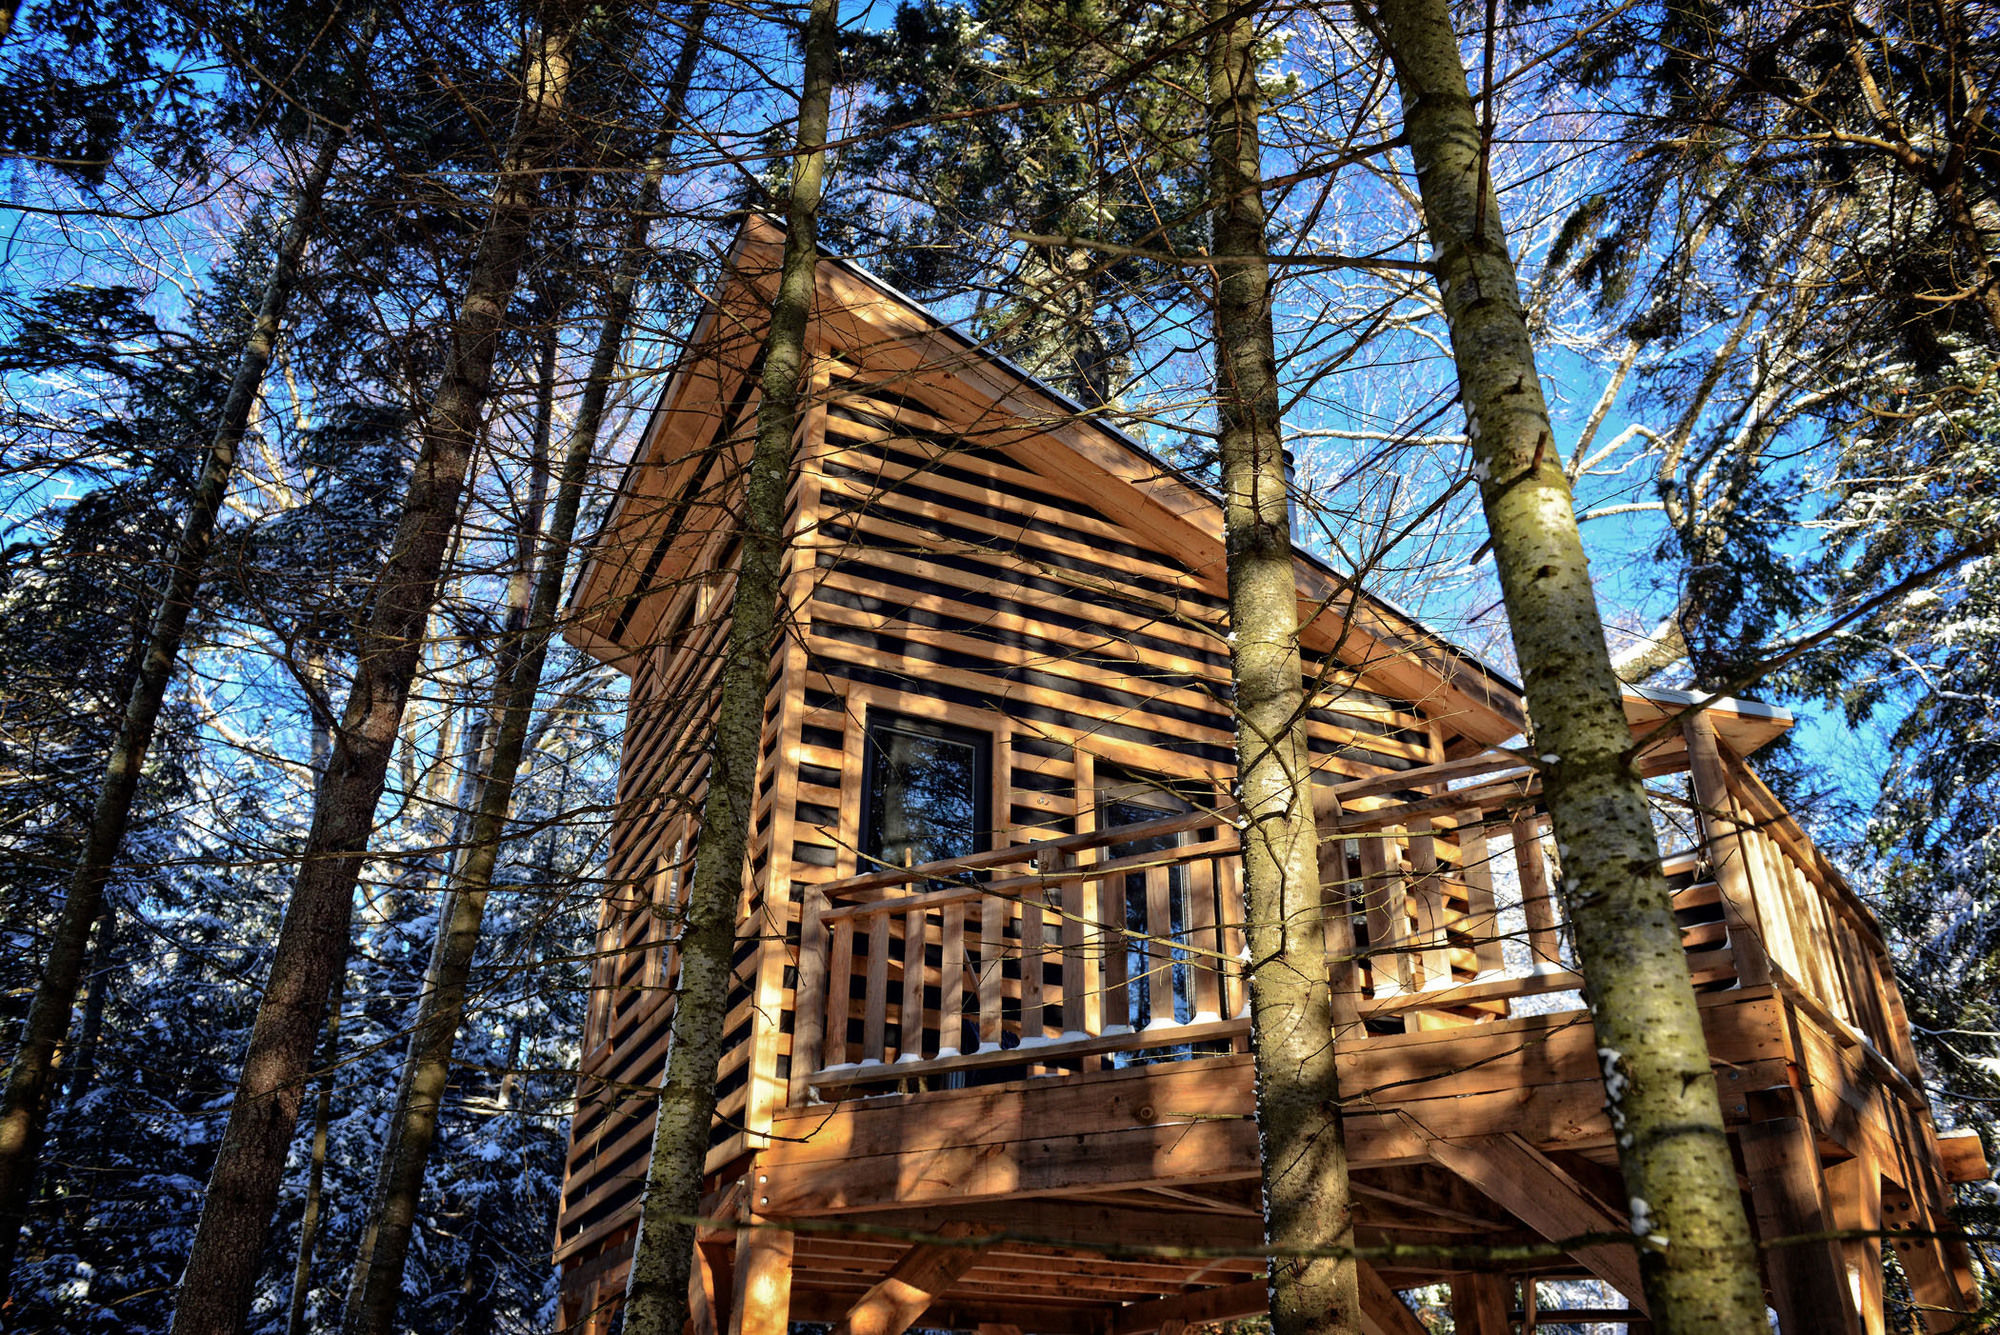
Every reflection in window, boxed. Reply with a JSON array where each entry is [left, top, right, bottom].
[[1099, 767, 1197, 1035], [863, 715, 990, 870]]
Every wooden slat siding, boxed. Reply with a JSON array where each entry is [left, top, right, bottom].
[[744, 393, 832, 1144]]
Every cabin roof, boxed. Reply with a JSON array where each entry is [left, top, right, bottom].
[[566, 215, 1790, 757]]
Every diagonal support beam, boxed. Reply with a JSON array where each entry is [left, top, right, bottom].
[[1356, 1261, 1429, 1335], [833, 1222, 991, 1335], [1424, 1133, 1648, 1315]]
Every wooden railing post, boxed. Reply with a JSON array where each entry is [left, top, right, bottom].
[[1510, 814, 1563, 972], [789, 887, 829, 1103], [1683, 711, 1772, 987], [1316, 835, 1362, 1037], [1455, 813, 1506, 979]]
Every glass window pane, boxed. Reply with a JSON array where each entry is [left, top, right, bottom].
[[865, 724, 983, 868]]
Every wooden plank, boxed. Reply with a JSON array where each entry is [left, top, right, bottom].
[[727, 1225, 795, 1335], [1356, 1260, 1428, 1335], [825, 917, 855, 1070], [1423, 1133, 1647, 1314], [1216, 852, 1248, 1020], [1143, 863, 1173, 1027], [979, 892, 1006, 1046], [1826, 1151, 1885, 1335], [1683, 711, 1772, 986], [939, 902, 967, 1057], [1108, 1279, 1267, 1334], [793, 887, 831, 1101], [1318, 836, 1363, 1032], [831, 1222, 992, 1335], [1406, 820, 1450, 990], [1448, 1272, 1510, 1335], [865, 914, 890, 1063], [1186, 854, 1222, 1022], [901, 904, 927, 1061], [1359, 830, 1409, 996], [1021, 887, 1045, 1042], [1454, 815, 1505, 978], [1739, 1107, 1861, 1334]]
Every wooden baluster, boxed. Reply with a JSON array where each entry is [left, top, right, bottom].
[[1186, 852, 1221, 1023], [1216, 849, 1249, 1019], [1683, 712, 1773, 987], [1021, 885, 1045, 1045], [824, 916, 854, 1070], [1407, 818, 1450, 989], [938, 901, 966, 1058], [1053, 850, 1088, 1038], [900, 903, 927, 1061], [1144, 862, 1174, 1028], [1317, 835, 1362, 1037], [978, 892, 1005, 1050], [863, 911, 889, 1064], [1511, 814, 1562, 972], [1457, 813, 1505, 978], [1103, 860, 1132, 1033], [789, 887, 830, 1102], [1359, 827, 1409, 996]]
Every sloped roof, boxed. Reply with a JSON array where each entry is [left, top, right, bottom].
[[567, 214, 1793, 756]]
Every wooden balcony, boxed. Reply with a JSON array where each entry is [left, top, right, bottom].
[[741, 706, 1984, 1334]]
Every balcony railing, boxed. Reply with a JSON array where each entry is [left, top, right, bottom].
[[787, 710, 1918, 1105]]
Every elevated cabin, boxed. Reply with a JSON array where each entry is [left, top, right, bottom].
[[554, 215, 1985, 1335]]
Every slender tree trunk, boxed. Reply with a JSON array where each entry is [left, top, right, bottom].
[[0, 25, 374, 1292], [1205, 8, 1362, 1335], [618, 4, 835, 1331], [338, 16, 709, 1333], [283, 971, 344, 1335], [1368, 0, 1767, 1328], [167, 15, 580, 1335]]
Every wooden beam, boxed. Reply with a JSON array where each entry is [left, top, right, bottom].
[[1826, 1154, 1885, 1335], [727, 1225, 794, 1335], [832, 1221, 992, 1335], [1356, 1260, 1428, 1335], [1423, 1133, 1648, 1315], [1740, 1110, 1861, 1333], [1108, 1278, 1267, 1334], [1449, 1272, 1511, 1335]]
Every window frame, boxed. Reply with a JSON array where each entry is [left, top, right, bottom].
[[858, 708, 995, 871]]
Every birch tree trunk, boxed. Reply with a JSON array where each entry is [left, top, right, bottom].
[[338, 17, 709, 1329], [167, 14, 580, 1335], [618, 1, 836, 1329], [0, 18, 375, 1294], [1207, 7, 1362, 1335], [1368, 0, 1767, 1327]]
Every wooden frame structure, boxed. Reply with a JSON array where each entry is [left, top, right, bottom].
[[553, 215, 1986, 1335]]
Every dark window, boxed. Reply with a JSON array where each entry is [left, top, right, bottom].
[[862, 713, 991, 871]]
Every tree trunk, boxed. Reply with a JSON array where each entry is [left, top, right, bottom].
[[1368, 0, 1767, 1328], [167, 14, 579, 1335], [283, 971, 344, 1335], [0, 19, 374, 1294], [1205, 7, 1362, 1335], [618, 2, 835, 1331], [337, 15, 709, 1333]]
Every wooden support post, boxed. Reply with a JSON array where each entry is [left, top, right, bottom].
[[1425, 1133, 1648, 1314], [791, 887, 829, 1102], [1511, 814, 1562, 971], [1355, 1260, 1428, 1335], [1883, 1179, 1978, 1333], [979, 889, 1006, 1046], [864, 911, 890, 1062], [1455, 813, 1505, 977], [824, 916, 854, 1070], [1683, 711, 1772, 987], [1739, 1093, 1861, 1333], [1143, 863, 1172, 1027], [726, 1224, 793, 1335], [1407, 819, 1451, 990], [1186, 853, 1222, 1022], [1826, 1153, 1885, 1335], [901, 903, 927, 1061], [1449, 1272, 1511, 1335], [1360, 829, 1409, 996], [1021, 885, 1045, 1041], [831, 1221, 989, 1335], [939, 901, 967, 1057], [1317, 835, 1363, 1036], [689, 1240, 727, 1335]]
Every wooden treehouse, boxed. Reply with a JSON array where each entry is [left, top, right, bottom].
[[552, 215, 1986, 1335]]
